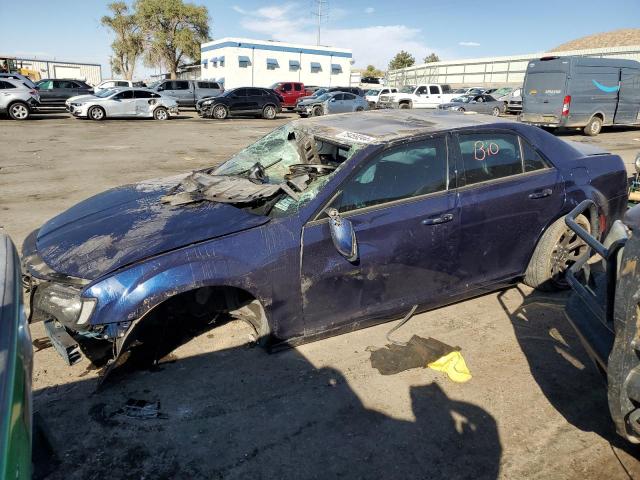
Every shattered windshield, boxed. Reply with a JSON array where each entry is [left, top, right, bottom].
[[366, 89, 380, 96], [162, 124, 364, 217], [452, 95, 472, 103], [399, 85, 415, 93]]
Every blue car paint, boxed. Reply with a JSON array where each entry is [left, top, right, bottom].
[[592, 79, 620, 93], [23, 119, 629, 348]]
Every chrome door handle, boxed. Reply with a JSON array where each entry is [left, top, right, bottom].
[[422, 213, 454, 225], [529, 188, 553, 199]]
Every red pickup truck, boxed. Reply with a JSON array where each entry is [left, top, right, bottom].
[[270, 82, 313, 109]]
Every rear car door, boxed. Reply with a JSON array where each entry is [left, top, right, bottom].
[[454, 130, 565, 287], [228, 88, 249, 113], [301, 135, 461, 334], [55, 80, 77, 104], [245, 88, 263, 113], [133, 90, 156, 116]]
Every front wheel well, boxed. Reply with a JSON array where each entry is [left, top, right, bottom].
[[115, 285, 271, 361]]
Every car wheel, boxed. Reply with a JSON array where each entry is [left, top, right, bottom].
[[355, 107, 364, 112], [8, 101, 30, 120], [153, 107, 169, 120], [213, 105, 228, 120], [262, 105, 276, 120], [88, 106, 105, 121], [312, 106, 323, 117], [524, 214, 590, 290], [491, 106, 500, 116], [399, 103, 410, 109], [458, 107, 465, 112], [584, 116, 603, 136]]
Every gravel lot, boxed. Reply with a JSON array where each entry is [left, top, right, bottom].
[[1, 110, 640, 479]]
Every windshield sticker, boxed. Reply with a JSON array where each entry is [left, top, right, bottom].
[[474, 141, 499, 161], [335, 131, 376, 144]]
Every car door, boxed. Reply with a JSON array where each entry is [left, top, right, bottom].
[[108, 89, 135, 116], [55, 80, 77, 103], [413, 86, 428, 107], [453, 130, 565, 288], [228, 88, 249, 113], [342, 93, 357, 111], [133, 89, 156, 116], [614, 67, 640, 124], [300, 135, 461, 335], [280, 83, 294, 106], [246, 88, 263, 113], [36, 80, 55, 104]]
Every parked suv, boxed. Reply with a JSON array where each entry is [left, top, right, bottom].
[[0, 72, 37, 89], [0, 78, 39, 120], [150, 80, 223, 107], [35, 78, 93, 107], [200, 87, 281, 120]]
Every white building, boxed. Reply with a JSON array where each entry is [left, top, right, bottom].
[[386, 45, 640, 88], [200, 37, 352, 89]]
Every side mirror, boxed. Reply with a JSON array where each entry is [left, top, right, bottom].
[[330, 98, 337, 102], [327, 208, 358, 262], [157, 85, 165, 91]]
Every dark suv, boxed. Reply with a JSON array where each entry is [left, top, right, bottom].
[[35, 78, 93, 107], [199, 87, 281, 120]]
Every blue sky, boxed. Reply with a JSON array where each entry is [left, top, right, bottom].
[[1, 0, 639, 78]]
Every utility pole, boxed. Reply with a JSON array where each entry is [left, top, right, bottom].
[[311, 0, 328, 46]]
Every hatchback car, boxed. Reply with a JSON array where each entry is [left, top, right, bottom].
[[22, 111, 627, 368], [0, 78, 39, 120], [200, 87, 281, 120], [67, 88, 178, 120], [297, 91, 369, 117], [35, 78, 93, 107]]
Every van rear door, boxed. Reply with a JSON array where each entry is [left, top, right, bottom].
[[614, 68, 640, 124], [522, 72, 567, 123]]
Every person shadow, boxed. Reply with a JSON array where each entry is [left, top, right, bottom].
[[32, 317, 502, 480]]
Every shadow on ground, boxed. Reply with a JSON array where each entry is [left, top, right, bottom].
[[34, 316, 502, 479]]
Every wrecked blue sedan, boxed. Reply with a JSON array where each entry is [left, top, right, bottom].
[[22, 110, 628, 366]]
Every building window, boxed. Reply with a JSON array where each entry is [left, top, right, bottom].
[[266, 58, 279, 70], [219, 56, 225, 67], [239, 55, 251, 68], [211, 57, 218, 67], [310, 62, 322, 73], [289, 59, 300, 71], [331, 63, 342, 74], [201, 59, 208, 68]]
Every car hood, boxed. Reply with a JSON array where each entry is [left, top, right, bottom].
[[67, 94, 97, 104], [34, 174, 270, 280], [298, 98, 322, 106]]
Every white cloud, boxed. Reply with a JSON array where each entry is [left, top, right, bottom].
[[365, 7, 375, 13], [234, 3, 432, 69], [458, 41, 480, 47]]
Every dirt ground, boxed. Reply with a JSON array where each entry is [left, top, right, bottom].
[[2, 110, 640, 479]]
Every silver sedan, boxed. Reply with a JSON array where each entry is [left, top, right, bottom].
[[298, 91, 369, 117], [66, 88, 179, 120], [438, 94, 504, 116]]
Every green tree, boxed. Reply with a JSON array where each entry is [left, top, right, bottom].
[[423, 52, 440, 63], [135, 0, 210, 79], [362, 64, 384, 78], [101, 2, 143, 80], [388, 51, 415, 71]]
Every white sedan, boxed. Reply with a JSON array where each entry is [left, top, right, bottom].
[[66, 88, 179, 120]]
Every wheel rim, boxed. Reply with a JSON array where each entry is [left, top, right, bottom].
[[10, 104, 28, 119], [550, 223, 589, 286], [214, 106, 226, 119], [264, 106, 275, 118], [313, 107, 322, 116], [459, 107, 465, 112], [90, 108, 103, 120], [591, 120, 601, 134], [492, 107, 500, 116], [156, 109, 167, 120]]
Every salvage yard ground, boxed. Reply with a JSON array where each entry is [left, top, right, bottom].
[[2, 111, 640, 479]]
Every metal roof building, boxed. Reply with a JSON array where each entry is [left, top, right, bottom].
[[1, 56, 102, 85], [386, 45, 640, 88]]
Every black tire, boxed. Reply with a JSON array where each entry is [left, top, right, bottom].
[[88, 106, 105, 121], [399, 102, 411, 109], [312, 106, 323, 117], [355, 106, 364, 112], [212, 104, 228, 120], [491, 106, 500, 116], [153, 107, 169, 120], [458, 107, 465, 112], [583, 116, 603, 136], [8, 101, 30, 120], [523, 214, 590, 290], [262, 104, 277, 120]]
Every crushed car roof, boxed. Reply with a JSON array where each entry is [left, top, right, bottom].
[[293, 109, 518, 144]]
